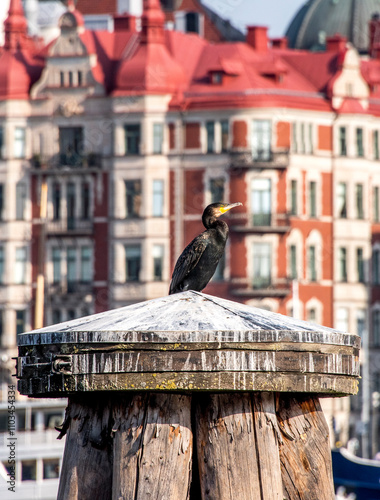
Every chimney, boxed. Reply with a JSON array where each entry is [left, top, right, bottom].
[[246, 26, 268, 52], [114, 14, 137, 32], [326, 34, 347, 52], [370, 13, 380, 59], [271, 37, 288, 49]]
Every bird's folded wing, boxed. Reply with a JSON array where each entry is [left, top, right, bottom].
[[169, 235, 208, 294]]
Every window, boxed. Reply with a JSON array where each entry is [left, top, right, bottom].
[[67, 309, 76, 320], [0, 247, 3, 284], [290, 180, 297, 215], [80, 247, 92, 283], [16, 310, 25, 335], [356, 184, 364, 219], [59, 127, 83, 165], [374, 310, 380, 346], [0, 310, 3, 343], [124, 124, 140, 155], [374, 249, 380, 285], [67, 182, 76, 230], [60, 71, 64, 86], [309, 181, 317, 217], [67, 247, 77, 292], [356, 309, 366, 338], [308, 123, 313, 154], [77, 71, 82, 86], [290, 244, 297, 279], [14, 127, 26, 158], [308, 245, 317, 282], [307, 308, 317, 324], [152, 180, 164, 217], [153, 244, 164, 281], [15, 247, 27, 284], [0, 183, 3, 220], [337, 182, 347, 218], [210, 178, 225, 204], [185, 12, 201, 33], [168, 123, 176, 150], [125, 180, 142, 218], [336, 307, 349, 332], [125, 245, 141, 282], [374, 186, 380, 222], [292, 122, 297, 152], [52, 248, 61, 284], [206, 121, 215, 153], [153, 123, 163, 154], [357, 248, 365, 283], [339, 127, 347, 156], [252, 120, 271, 161], [374, 130, 379, 160], [252, 243, 271, 288], [221, 120, 229, 152], [21, 460, 36, 481], [0, 126, 4, 158], [52, 309, 61, 325], [81, 182, 90, 220], [16, 183, 26, 220], [339, 247, 347, 282], [300, 123, 305, 153], [43, 458, 60, 480], [68, 71, 73, 86], [53, 182, 61, 220], [356, 128, 364, 157], [251, 178, 271, 226]]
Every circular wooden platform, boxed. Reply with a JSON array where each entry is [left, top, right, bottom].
[[17, 291, 360, 397]]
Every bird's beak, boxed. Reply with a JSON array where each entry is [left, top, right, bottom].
[[220, 202, 243, 214]]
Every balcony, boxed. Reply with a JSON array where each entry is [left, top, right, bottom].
[[231, 213, 291, 234], [49, 281, 93, 296], [30, 153, 102, 171], [231, 277, 291, 298], [46, 218, 94, 236], [229, 150, 289, 170]]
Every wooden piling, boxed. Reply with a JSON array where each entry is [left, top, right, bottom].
[[16, 291, 360, 499]]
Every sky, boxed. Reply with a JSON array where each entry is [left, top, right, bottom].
[[201, 0, 307, 37]]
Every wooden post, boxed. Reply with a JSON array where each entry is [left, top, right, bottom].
[[16, 291, 360, 499]]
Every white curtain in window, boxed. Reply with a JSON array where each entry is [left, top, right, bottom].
[[14, 127, 26, 159]]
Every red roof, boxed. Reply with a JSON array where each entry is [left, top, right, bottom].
[[3, 0, 380, 115]]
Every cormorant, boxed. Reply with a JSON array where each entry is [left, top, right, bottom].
[[169, 202, 242, 294]]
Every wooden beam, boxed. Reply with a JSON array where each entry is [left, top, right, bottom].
[[57, 395, 113, 500]]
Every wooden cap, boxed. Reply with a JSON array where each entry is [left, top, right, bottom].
[[17, 291, 360, 397]]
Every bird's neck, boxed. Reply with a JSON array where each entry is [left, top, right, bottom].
[[205, 219, 229, 238]]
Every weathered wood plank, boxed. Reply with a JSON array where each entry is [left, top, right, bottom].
[[53, 349, 357, 376], [18, 328, 361, 348], [19, 340, 360, 356], [277, 395, 335, 500], [196, 393, 261, 500], [18, 371, 360, 397], [112, 394, 146, 500], [57, 395, 113, 500], [252, 392, 284, 499]]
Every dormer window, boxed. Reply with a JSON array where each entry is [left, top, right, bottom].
[[175, 11, 204, 36], [211, 71, 223, 84]]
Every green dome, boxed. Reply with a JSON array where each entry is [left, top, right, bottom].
[[286, 0, 380, 52]]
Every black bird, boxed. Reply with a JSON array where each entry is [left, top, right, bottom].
[[169, 202, 242, 294]]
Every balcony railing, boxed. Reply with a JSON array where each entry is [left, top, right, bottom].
[[231, 278, 291, 298], [49, 281, 93, 296], [231, 213, 291, 233], [30, 153, 102, 170], [229, 150, 289, 170], [46, 218, 94, 235]]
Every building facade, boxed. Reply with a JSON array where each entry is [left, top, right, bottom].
[[1, 0, 380, 479]]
